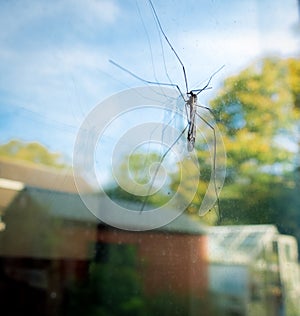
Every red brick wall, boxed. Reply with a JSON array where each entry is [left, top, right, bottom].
[[97, 229, 208, 297]]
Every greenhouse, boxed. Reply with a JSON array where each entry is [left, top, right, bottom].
[[208, 225, 300, 316]]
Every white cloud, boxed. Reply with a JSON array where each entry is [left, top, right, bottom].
[[0, 0, 120, 42], [79, 0, 120, 24]]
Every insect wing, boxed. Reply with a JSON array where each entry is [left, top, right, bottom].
[[194, 105, 226, 215]]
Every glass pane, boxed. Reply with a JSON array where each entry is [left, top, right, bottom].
[[0, 1, 299, 315]]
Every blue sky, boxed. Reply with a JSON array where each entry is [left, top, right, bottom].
[[0, 0, 299, 164]]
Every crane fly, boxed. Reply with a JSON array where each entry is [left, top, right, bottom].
[[109, 0, 224, 217]]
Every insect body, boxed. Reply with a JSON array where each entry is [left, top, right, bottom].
[[187, 92, 197, 152]]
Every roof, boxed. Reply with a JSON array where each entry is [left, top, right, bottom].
[[0, 157, 94, 216], [0, 158, 206, 234], [207, 225, 279, 264], [6, 186, 206, 235], [0, 158, 93, 194]]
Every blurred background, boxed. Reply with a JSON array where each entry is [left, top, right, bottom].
[[0, 0, 300, 315]]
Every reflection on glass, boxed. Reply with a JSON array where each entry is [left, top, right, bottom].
[[0, 0, 300, 315]]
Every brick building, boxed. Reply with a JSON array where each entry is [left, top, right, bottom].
[[0, 159, 208, 315]]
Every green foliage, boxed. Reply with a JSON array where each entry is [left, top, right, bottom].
[[105, 152, 171, 207], [0, 139, 67, 168], [66, 244, 146, 316], [287, 58, 300, 110], [166, 57, 300, 225], [212, 58, 297, 169], [209, 57, 300, 227], [146, 292, 216, 316]]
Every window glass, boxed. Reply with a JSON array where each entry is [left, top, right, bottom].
[[0, 1, 299, 315]]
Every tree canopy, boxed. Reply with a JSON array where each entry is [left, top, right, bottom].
[[209, 57, 300, 225], [0, 139, 67, 169]]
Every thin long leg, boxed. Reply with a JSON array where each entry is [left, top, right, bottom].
[[140, 122, 189, 213], [196, 104, 217, 117], [139, 110, 183, 173], [129, 97, 189, 203], [148, 0, 189, 94], [136, 1, 160, 86], [192, 65, 225, 95], [109, 59, 186, 101]]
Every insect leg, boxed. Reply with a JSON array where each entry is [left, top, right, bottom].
[[147, 0, 189, 94], [139, 122, 189, 213], [192, 65, 225, 95], [109, 59, 186, 101]]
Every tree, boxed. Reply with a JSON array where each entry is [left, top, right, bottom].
[[0, 139, 67, 168], [207, 57, 300, 225], [66, 244, 146, 316], [105, 152, 171, 209], [163, 58, 300, 224]]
